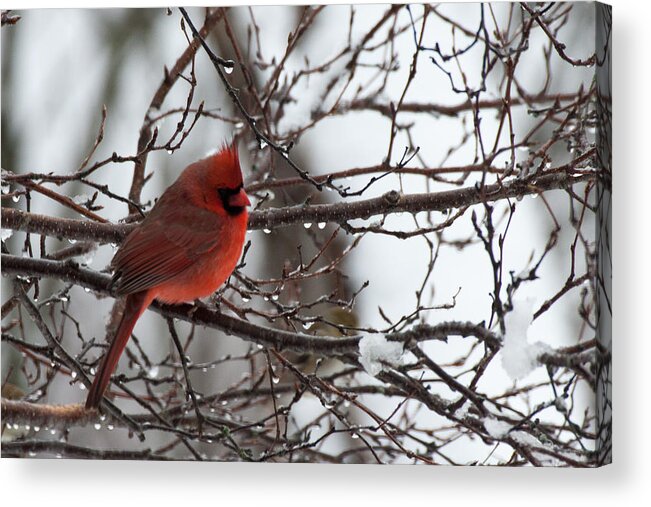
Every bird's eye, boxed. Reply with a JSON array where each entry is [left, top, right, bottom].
[[217, 184, 241, 201]]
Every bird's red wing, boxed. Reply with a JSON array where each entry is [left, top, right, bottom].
[[111, 207, 223, 295]]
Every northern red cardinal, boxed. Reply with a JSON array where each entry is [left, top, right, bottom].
[[85, 143, 250, 409]]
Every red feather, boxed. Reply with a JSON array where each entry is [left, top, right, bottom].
[[86, 145, 249, 409]]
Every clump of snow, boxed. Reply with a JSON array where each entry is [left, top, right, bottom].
[[454, 399, 473, 419], [510, 430, 543, 447], [358, 333, 404, 376], [484, 417, 511, 438], [1, 228, 13, 241], [500, 298, 551, 380]]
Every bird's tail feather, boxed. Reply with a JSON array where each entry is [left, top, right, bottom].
[[85, 291, 151, 409]]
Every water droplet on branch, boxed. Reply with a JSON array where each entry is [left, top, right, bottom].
[[223, 61, 235, 74]]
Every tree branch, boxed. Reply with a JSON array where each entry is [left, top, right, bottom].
[[2, 169, 594, 243]]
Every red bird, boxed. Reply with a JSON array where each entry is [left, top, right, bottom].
[[85, 144, 250, 409]]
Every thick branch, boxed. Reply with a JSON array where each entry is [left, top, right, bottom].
[[1, 207, 130, 244], [1, 439, 168, 460], [1, 399, 94, 429], [1, 254, 498, 355], [2, 170, 594, 243], [1, 254, 600, 378]]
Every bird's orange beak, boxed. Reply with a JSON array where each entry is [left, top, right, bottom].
[[228, 188, 251, 208]]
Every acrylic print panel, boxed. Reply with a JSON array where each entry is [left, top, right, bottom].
[[1, 3, 611, 466]]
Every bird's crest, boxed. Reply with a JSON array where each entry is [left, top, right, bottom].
[[215, 141, 242, 184]]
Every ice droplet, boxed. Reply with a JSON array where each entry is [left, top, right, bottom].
[[12, 194, 20, 203], [318, 222, 326, 230], [263, 228, 271, 234], [72, 194, 90, 205], [107, 424, 114, 431], [94, 423, 101, 430], [71, 371, 77, 379], [271, 294, 279, 301], [147, 366, 159, 378], [259, 138, 268, 150], [303, 222, 312, 229], [242, 296, 250, 303], [223, 60, 235, 74]]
